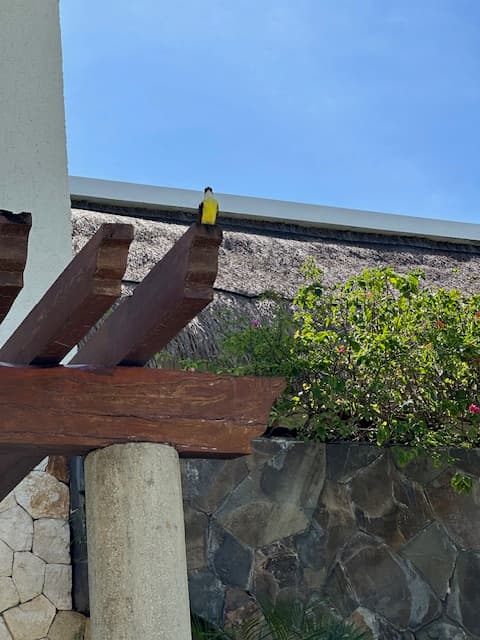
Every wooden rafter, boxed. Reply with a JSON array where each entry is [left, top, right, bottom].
[[0, 222, 133, 496], [0, 223, 133, 365], [0, 210, 32, 323], [70, 223, 222, 366]]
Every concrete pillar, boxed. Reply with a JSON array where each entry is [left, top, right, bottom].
[[0, 0, 72, 344], [84, 443, 191, 640]]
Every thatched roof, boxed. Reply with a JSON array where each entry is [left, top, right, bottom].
[[72, 206, 480, 361]]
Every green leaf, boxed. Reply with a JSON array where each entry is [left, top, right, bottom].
[[451, 474, 474, 495]]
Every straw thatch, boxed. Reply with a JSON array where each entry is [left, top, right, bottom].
[[72, 206, 480, 362]]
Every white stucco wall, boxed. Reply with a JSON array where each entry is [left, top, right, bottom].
[[0, 0, 72, 344]]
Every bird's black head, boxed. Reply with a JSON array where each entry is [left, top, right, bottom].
[[204, 186, 213, 193]]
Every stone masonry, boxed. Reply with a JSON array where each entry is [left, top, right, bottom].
[[181, 440, 480, 639], [3, 440, 480, 639], [0, 460, 88, 640]]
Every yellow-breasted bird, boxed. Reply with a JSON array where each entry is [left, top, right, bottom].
[[198, 186, 219, 225]]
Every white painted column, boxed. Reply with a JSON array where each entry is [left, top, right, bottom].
[[0, 0, 72, 344], [85, 443, 191, 640]]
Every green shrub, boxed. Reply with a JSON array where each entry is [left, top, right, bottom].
[[185, 263, 480, 487]]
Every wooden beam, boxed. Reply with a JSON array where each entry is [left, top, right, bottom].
[[0, 210, 32, 323], [0, 223, 133, 365], [0, 366, 284, 500], [0, 452, 52, 500], [0, 366, 283, 452], [70, 223, 222, 366]]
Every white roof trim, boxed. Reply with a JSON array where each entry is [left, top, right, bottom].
[[70, 176, 480, 244]]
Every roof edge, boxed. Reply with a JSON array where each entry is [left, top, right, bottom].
[[70, 176, 480, 245]]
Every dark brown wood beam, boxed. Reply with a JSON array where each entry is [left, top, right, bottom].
[[0, 366, 284, 500], [0, 210, 32, 323], [70, 223, 222, 366], [0, 452, 52, 499], [0, 223, 133, 365]]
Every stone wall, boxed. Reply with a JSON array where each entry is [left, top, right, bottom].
[[181, 439, 480, 640], [3, 440, 480, 639], [0, 460, 88, 640]]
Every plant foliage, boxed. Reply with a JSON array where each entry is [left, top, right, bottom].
[[191, 600, 370, 640], [185, 264, 480, 486]]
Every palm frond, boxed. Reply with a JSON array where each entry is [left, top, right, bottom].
[[238, 599, 370, 640]]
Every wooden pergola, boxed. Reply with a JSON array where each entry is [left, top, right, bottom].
[[0, 209, 284, 638], [0, 210, 284, 502]]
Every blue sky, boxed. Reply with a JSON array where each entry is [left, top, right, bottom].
[[60, 1, 480, 223]]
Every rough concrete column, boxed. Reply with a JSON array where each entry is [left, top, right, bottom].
[[0, 0, 72, 343], [85, 443, 191, 640]]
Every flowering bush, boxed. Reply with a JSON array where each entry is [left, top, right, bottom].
[[186, 263, 480, 491]]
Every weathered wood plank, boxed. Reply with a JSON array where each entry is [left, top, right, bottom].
[[0, 366, 283, 450], [70, 223, 222, 366], [0, 366, 284, 500], [0, 223, 133, 365], [0, 210, 32, 323]]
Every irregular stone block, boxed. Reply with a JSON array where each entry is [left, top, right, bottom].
[[184, 505, 208, 570], [322, 561, 359, 618], [0, 619, 12, 640], [188, 569, 225, 627], [0, 494, 16, 514], [327, 443, 382, 483], [254, 540, 305, 598], [397, 454, 446, 486], [0, 540, 13, 577], [12, 552, 45, 603], [224, 588, 261, 633], [314, 481, 357, 566], [293, 523, 327, 572], [401, 522, 456, 599], [427, 471, 480, 550], [447, 550, 480, 636], [15, 471, 69, 520], [0, 507, 33, 552], [46, 610, 86, 640], [340, 535, 440, 630], [258, 442, 325, 512], [216, 500, 308, 548], [393, 475, 434, 543], [350, 454, 394, 518], [349, 607, 415, 639], [46, 456, 69, 484], [32, 519, 70, 564], [417, 618, 469, 639], [43, 564, 72, 610], [181, 458, 249, 514], [0, 577, 19, 613], [354, 509, 406, 551], [249, 438, 289, 468], [351, 455, 433, 549], [3, 595, 55, 640], [210, 520, 253, 589]]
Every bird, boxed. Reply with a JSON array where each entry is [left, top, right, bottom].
[[198, 186, 219, 225]]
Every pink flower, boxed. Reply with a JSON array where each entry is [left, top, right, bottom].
[[469, 404, 480, 414], [338, 346, 346, 353], [436, 320, 445, 328], [251, 320, 260, 328]]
